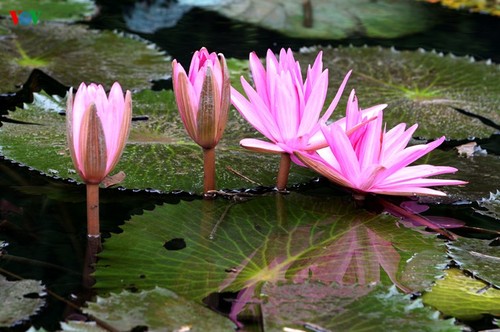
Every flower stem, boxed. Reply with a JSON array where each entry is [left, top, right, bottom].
[[276, 153, 291, 191], [86, 183, 100, 237], [203, 147, 216, 194]]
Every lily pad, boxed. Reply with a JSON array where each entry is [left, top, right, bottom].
[[422, 268, 500, 320], [197, 0, 435, 40], [261, 283, 461, 331], [83, 287, 235, 331], [447, 237, 500, 287], [0, 21, 169, 93], [0, 0, 95, 22], [0, 90, 316, 192], [295, 46, 500, 140], [413, 149, 500, 202], [0, 275, 46, 328], [94, 193, 448, 303], [474, 190, 500, 220]]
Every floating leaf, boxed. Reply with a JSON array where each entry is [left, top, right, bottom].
[[0, 275, 45, 328], [0, 21, 169, 93], [447, 237, 500, 287], [474, 190, 500, 220], [94, 193, 448, 304], [423, 268, 500, 320], [412, 149, 500, 202], [201, 0, 435, 40], [261, 283, 461, 331], [83, 287, 235, 331], [0, 0, 95, 22], [294, 46, 500, 140], [0, 90, 316, 192]]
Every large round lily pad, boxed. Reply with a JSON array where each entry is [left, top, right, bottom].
[[0, 21, 170, 93], [196, 0, 435, 40], [295, 46, 500, 140]]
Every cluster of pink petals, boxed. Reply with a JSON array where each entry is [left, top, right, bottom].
[[231, 48, 350, 162], [66, 82, 132, 184], [295, 90, 467, 197], [172, 47, 230, 149]]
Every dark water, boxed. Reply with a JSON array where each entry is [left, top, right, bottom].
[[1, 1, 500, 330], [90, 1, 500, 66]]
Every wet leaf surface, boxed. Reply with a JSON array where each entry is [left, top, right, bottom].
[[295, 46, 500, 140], [447, 237, 500, 287], [261, 283, 461, 331], [0, 275, 45, 327], [422, 268, 500, 320], [204, 0, 435, 40], [0, 21, 169, 93], [84, 287, 235, 331], [94, 193, 448, 311]]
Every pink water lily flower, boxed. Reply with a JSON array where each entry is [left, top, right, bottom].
[[67, 82, 132, 184], [295, 90, 467, 198], [172, 47, 230, 194], [172, 47, 230, 149], [231, 48, 350, 156], [231, 48, 350, 189], [67, 82, 132, 237]]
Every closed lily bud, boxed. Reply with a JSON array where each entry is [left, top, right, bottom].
[[172, 47, 230, 149], [67, 82, 132, 184]]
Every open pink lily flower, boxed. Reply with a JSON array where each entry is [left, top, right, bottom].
[[67, 82, 132, 184], [295, 90, 467, 198], [172, 47, 230, 149], [231, 48, 351, 158]]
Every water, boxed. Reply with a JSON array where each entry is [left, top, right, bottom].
[[1, 1, 500, 330]]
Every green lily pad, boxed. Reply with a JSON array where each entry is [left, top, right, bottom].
[[474, 190, 500, 220], [422, 268, 500, 320], [412, 149, 499, 202], [83, 287, 235, 331], [94, 193, 448, 302], [447, 237, 500, 287], [205, 0, 434, 39], [0, 275, 45, 328], [0, 0, 95, 22], [0, 90, 316, 192], [294, 46, 500, 140], [262, 283, 461, 331], [0, 21, 169, 93]]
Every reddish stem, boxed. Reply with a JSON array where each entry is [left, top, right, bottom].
[[86, 183, 100, 237], [203, 147, 216, 194], [276, 153, 291, 191]]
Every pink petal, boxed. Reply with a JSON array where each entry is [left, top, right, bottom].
[[240, 138, 285, 153]]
